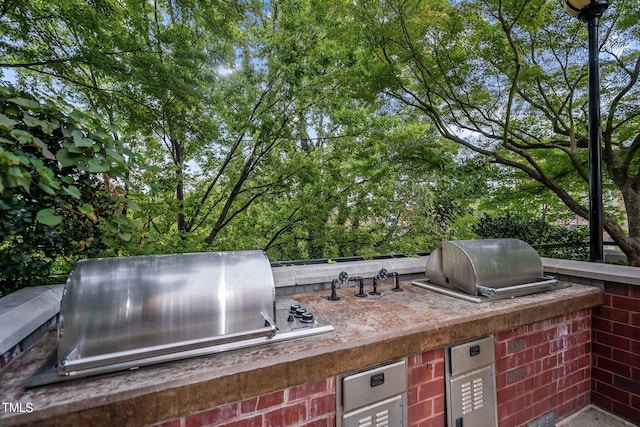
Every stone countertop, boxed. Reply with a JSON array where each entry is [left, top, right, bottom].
[[0, 282, 602, 427]]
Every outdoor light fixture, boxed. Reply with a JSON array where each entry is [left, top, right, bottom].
[[562, 0, 612, 262], [563, 0, 612, 19]]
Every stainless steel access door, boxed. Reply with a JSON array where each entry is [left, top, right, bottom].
[[338, 359, 407, 427], [446, 336, 498, 427]]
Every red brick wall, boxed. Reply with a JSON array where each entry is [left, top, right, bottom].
[[152, 310, 600, 427], [152, 378, 336, 427], [495, 309, 592, 426], [153, 350, 450, 427], [407, 348, 446, 427], [591, 282, 640, 424]]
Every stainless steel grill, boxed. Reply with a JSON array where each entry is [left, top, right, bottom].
[[27, 250, 332, 387], [413, 239, 567, 302]]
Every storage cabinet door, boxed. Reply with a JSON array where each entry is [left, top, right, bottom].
[[449, 365, 497, 427]]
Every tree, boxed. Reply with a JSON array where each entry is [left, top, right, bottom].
[[0, 0, 242, 248], [0, 87, 136, 295], [343, 0, 640, 265], [1, 0, 482, 267]]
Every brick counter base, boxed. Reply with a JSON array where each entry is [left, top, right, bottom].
[[151, 310, 591, 427], [495, 309, 591, 426], [153, 378, 336, 427], [407, 348, 446, 427], [592, 282, 640, 423], [406, 310, 592, 427]]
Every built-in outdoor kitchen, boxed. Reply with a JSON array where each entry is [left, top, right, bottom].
[[0, 239, 638, 426]]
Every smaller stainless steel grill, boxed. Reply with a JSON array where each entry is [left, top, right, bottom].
[[27, 250, 332, 387], [413, 239, 567, 302]]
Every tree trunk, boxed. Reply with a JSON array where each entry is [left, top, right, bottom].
[[611, 185, 640, 266], [172, 137, 186, 236]]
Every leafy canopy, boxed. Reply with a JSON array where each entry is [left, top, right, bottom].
[[0, 86, 138, 295]]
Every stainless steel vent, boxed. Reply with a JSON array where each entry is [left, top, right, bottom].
[[413, 239, 566, 302]]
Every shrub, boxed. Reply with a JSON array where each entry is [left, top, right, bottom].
[[0, 86, 137, 296], [472, 212, 589, 260]]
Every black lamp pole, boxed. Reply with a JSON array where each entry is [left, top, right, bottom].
[[563, 0, 611, 262]]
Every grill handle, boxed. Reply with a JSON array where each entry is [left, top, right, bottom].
[[476, 276, 558, 297], [59, 312, 277, 374]]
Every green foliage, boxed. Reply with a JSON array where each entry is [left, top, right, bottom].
[[0, 86, 138, 295], [0, 0, 486, 274], [4, 0, 636, 299], [340, 0, 640, 265], [472, 213, 589, 260]]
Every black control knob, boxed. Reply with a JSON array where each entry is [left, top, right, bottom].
[[300, 312, 314, 323], [294, 307, 307, 318], [290, 304, 301, 313]]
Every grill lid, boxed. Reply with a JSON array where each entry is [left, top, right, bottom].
[[57, 250, 276, 376], [413, 239, 565, 302]]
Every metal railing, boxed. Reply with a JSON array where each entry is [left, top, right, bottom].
[[270, 252, 430, 267]]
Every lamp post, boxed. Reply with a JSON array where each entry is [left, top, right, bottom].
[[562, 0, 612, 263]]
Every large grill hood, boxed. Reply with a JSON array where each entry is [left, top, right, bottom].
[[27, 250, 332, 387], [57, 251, 276, 376], [413, 239, 567, 302]]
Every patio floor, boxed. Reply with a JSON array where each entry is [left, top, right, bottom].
[[556, 406, 638, 427]]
